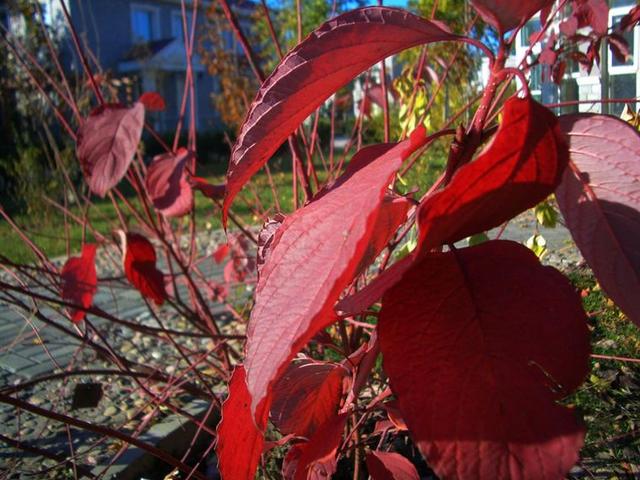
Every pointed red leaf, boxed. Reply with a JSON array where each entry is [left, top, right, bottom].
[[244, 130, 427, 418], [257, 214, 286, 279], [286, 413, 348, 480], [470, 0, 554, 32], [190, 176, 226, 200], [61, 244, 97, 323], [76, 103, 144, 197], [556, 114, 640, 327], [366, 451, 419, 480], [271, 360, 348, 439], [216, 366, 269, 480], [138, 91, 166, 111], [223, 6, 456, 225], [418, 95, 568, 251], [146, 148, 194, 218], [379, 240, 590, 480], [123, 233, 167, 305], [213, 244, 231, 264]]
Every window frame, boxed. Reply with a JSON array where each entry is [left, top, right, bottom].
[[609, 5, 639, 75], [130, 3, 160, 44], [171, 10, 194, 41]]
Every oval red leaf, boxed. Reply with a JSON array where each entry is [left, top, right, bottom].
[[418, 95, 568, 251], [123, 233, 167, 305], [271, 360, 348, 439], [61, 244, 98, 323], [556, 114, 640, 327], [379, 240, 590, 480], [216, 365, 269, 480], [146, 148, 194, 218], [223, 6, 456, 225], [366, 451, 419, 480], [244, 132, 427, 418], [76, 103, 145, 197], [470, 0, 554, 32], [138, 91, 166, 111]]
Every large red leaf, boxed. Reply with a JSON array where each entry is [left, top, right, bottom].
[[470, 0, 554, 32], [60, 244, 98, 323], [123, 233, 167, 306], [216, 365, 269, 480], [378, 240, 590, 480], [556, 114, 640, 327], [145, 148, 194, 218], [338, 96, 568, 317], [244, 130, 427, 418], [418, 95, 568, 251], [76, 103, 144, 197], [283, 413, 348, 480], [366, 451, 419, 480], [223, 6, 456, 225], [271, 360, 348, 439]]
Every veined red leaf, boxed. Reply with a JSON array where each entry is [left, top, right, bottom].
[[379, 240, 590, 480], [146, 148, 194, 218], [138, 91, 166, 111], [257, 214, 286, 279], [76, 103, 144, 197], [271, 360, 348, 439], [244, 130, 427, 418], [122, 233, 167, 305], [60, 244, 98, 323], [223, 6, 456, 225], [190, 176, 226, 200], [556, 114, 640, 327], [418, 95, 568, 251], [470, 0, 554, 32], [366, 451, 419, 480], [285, 413, 348, 480], [216, 365, 269, 480]]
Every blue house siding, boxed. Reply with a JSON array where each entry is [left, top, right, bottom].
[[66, 0, 226, 134]]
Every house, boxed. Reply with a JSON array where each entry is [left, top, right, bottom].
[[63, 0, 253, 133], [512, 0, 639, 116]]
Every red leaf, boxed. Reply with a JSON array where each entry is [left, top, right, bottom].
[[378, 240, 590, 480], [620, 5, 640, 31], [190, 176, 226, 200], [285, 413, 348, 480], [470, 0, 554, 32], [572, 0, 609, 36], [61, 244, 97, 323], [123, 233, 167, 305], [223, 6, 455, 226], [138, 91, 166, 111], [257, 214, 286, 279], [418, 95, 568, 251], [556, 114, 640, 327], [146, 148, 194, 218], [244, 130, 427, 418], [216, 365, 269, 480], [271, 360, 348, 438], [76, 103, 144, 197], [366, 451, 419, 480], [213, 244, 231, 264]]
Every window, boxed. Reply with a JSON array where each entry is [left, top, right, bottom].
[[520, 18, 542, 48], [131, 5, 158, 43], [171, 11, 193, 40], [0, 6, 9, 32], [608, 5, 639, 114]]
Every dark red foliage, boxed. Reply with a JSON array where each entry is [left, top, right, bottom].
[[417, 95, 568, 251], [138, 91, 166, 111], [556, 114, 640, 327], [145, 148, 194, 218], [60, 244, 98, 323], [216, 366, 269, 480], [190, 176, 226, 200], [366, 451, 419, 480], [379, 240, 590, 479], [620, 5, 640, 31], [271, 360, 348, 438], [222, 6, 455, 225], [469, 0, 555, 33], [76, 103, 144, 197], [123, 233, 167, 306]]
